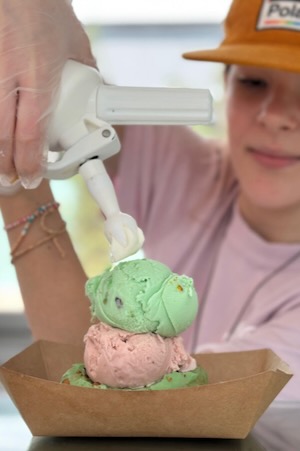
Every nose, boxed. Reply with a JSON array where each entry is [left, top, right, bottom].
[[256, 89, 299, 132]]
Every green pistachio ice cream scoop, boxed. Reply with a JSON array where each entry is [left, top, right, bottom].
[[85, 258, 198, 337]]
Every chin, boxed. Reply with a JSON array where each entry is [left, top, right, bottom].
[[243, 188, 299, 212], [240, 176, 296, 208]]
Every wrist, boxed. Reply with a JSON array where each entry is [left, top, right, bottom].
[[0, 180, 54, 224], [1, 180, 67, 265]]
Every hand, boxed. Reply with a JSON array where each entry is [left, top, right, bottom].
[[0, 178, 21, 196], [0, 0, 96, 189], [104, 213, 145, 262]]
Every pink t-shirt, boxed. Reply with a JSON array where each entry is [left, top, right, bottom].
[[116, 125, 300, 400]]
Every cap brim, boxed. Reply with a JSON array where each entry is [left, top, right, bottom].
[[183, 44, 300, 73]]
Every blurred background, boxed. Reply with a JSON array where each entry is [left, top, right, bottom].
[[0, 0, 231, 357]]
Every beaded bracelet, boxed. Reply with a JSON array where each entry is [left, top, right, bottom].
[[4, 201, 60, 231], [4, 201, 66, 263]]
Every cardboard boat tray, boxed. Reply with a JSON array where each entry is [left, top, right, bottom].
[[0, 340, 292, 439]]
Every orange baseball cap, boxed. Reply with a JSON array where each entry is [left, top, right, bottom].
[[183, 0, 300, 73]]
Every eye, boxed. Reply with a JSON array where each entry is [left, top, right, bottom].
[[238, 77, 267, 88], [115, 297, 123, 308]]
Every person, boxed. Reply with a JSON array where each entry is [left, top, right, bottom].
[[0, 0, 96, 190], [1, 0, 300, 401]]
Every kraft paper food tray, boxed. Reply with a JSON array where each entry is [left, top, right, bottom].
[[0, 340, 292, 439]]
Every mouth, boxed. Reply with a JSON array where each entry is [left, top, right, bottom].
[[247, 147, 300, 169]]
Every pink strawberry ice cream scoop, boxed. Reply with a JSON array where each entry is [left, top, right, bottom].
[[84, 322, 196, 388]]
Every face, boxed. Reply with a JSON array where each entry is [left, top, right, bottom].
[[225, 65, 300, 213]]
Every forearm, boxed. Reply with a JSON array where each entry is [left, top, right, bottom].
[[0, 181, 91, 345]]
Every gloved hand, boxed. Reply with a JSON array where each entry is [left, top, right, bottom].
[[0, 0, 96, 190], [0, 178, 21, 196]]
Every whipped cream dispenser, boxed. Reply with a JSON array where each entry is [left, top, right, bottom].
[[45, 60, 212, 262]]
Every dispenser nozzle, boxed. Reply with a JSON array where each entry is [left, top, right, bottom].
[[45, 60, 213, 262], [79, 159, 144, 262]]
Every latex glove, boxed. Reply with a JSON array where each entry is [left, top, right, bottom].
[[0, 0, 96, 189], [104, 213, 145, 262], [0, 178, 21, 196]]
